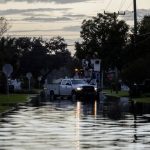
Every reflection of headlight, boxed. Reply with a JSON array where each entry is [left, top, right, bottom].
[[94, 87, 97, 91], [76, 87, 83, 91]]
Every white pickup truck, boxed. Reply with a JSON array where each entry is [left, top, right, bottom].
[[44, 78, 97, 100]]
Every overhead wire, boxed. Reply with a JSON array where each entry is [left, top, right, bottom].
[[105, 0, 113, 11], [125, 1, 133, 10], [119, 0, 127, 11], [118, 1, 133, 23]]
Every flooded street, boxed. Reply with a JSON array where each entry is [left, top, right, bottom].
[[1, 97, 150, 150]]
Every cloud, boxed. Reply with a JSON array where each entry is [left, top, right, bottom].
[[10, 14, 86, 23], [123, 9, 150, 21], [64, 14, 87, 19], [9, 25, 81, 33], [2, 8, 88, 23], [62, 26, 81, 32], [23, 16, 71, 22], [9, 29, 56, 33], [22, 13, 50, 17], [0, 0, 91, 4], [0, 8, 70, 16]]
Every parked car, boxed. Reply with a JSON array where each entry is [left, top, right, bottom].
[[44, 78, 98, 100]]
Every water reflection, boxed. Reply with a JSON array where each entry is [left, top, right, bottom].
[[0, 97, 150, 149]]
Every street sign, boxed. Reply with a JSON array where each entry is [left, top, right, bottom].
[[91, 59, 101, 72], [2, 64, 13, 77], [26, 72, 32, 80]]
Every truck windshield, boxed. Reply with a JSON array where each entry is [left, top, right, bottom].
[[71, 79, 87, 85]]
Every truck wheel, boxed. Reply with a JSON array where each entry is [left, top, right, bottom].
[[50, 91, 55, 101], [71, 92, 77, 101]]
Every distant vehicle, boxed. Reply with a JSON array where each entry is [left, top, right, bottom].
[[44, 78, 98, 100]]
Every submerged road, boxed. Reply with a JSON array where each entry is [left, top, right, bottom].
[[0, 97, 150, 150]]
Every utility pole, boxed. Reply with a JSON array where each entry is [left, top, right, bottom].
[[133, 0, 137, 43], [104, 11, 125, 23], [133, 0, 137, 35], [103, 11, 125, 94]]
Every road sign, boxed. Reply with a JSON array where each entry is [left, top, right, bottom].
[[91, 59, 101, 72], [26, 72, 32, 80], [2, 64, 13, 77]]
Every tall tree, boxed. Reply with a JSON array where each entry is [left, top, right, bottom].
[[46, 36, 67, 54], [20, 37, 49, 77], [0, 17, 10, 37], [122, 16, 150, 83], [0, 35, 73, 83], [75, 13, 129, 71], [0, 17, 11, 69]]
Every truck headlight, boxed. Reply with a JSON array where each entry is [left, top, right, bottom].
[[76, 87, 83, 91], [94, 87, 97, 91]]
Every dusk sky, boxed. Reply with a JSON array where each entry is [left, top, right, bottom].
[[0, 0, 150, 53]]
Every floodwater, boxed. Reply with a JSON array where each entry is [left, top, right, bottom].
[[1, 96, 150, 150]]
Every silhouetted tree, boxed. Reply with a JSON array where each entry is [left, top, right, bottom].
[[75, 13, 129, 71], [0, 17, 10, 37], [122, 16, 150, 83]]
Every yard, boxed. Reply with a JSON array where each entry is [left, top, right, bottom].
[[0, 94, 29, 113]]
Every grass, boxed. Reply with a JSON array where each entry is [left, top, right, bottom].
[[0, 94, 30, 113], [132, 97, 150, 103], [103, 89, 150, 104], [103, 89, 129, 98]]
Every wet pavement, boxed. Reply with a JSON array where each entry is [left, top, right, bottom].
[[0, 97, 150, 150]]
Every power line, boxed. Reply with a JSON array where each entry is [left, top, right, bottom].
[[125, 1, 132, 10], [104, 10, 125, 23], [105, 0, 113, 11], [119, 0, 127, 11]]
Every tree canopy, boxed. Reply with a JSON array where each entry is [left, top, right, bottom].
[[75, 13, 150, 84], [75, 13, 129, 71], [122, 16, 150, 84], [0, 36, 73, 80], [0, 17, 10, 37]]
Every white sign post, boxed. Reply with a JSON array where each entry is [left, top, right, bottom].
[[91, 59, 101, 89], [91, 59, 101, 72], [26, 72, 32, 91], [2, 64, 13, 95]]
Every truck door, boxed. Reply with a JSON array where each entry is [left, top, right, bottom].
[[65, 80, 72, 95], [59, 80, 68, 95]]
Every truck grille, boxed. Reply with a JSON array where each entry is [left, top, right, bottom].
[[82, 86, 95, 92]]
